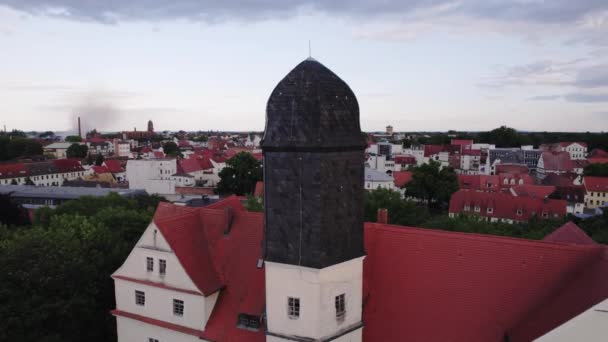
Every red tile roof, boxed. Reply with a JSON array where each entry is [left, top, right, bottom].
[[103, 160, 124, 173], [362, 223, 606, 342], [588, 157, 608, 165], [584, 176, 608, 192], [496, 164, 530, 175], [449, 190, 567, 222], [52, 159, 85, 172], [393, 171, 413, 188], [153, 151, 165, 158], [154, 208, 224, 296], [589, 148, 608, 158], [393, 155, 416, 165], [0, 163, 27, 179], [458, 175, 501, 191], [179, 157, 212, 173], [540, 151, 574, 172], [511, 185, 556, 199], [91, 165, 110, 174], [543, 222, 597, 245], [424, 144, 445, 157], [254, 181, 264, 197], [131, 200, 607, 342], [451, 139, 474, 146], [462, 148, 481, 156]]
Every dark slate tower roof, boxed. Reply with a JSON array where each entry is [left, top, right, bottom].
[[262, 57, 367, 151], [262, 58, 366, 269]]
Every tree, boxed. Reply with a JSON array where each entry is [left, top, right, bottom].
[[65, 135, 82, 143], [95, 154, 105, 166], [0, 137, 43, 161], [162, 141, 181, 157], [584, 163, 608, 177], [0, 195, 30, 226], [66, 144, 88, 159], [406, 160, 459, 208], [217, 152, 263, 195], [244, 195, 264, 212], [0, 193, 166, 342], [38, 131, 55, 138], [364, 188, 430, 226]]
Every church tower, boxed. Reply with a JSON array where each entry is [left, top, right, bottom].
[[262, 58, 366, 341], [147, 120, 154, 133]]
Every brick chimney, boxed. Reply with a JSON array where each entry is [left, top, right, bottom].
[[377, 208, 389, 224]]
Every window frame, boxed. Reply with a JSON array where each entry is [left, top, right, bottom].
[[287, 297, 300, 319], [146, 257, 154, 272], [173, 299, 184, 317], [135, 290, 145, 306], [159, 259, 166, 276], [335, 294, 346, 320]]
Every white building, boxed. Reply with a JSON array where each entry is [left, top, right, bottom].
[[365, 155, 396, 174], [126, 159, 177, 195], [114, 140, 132, 158], [535, 298, 608, 341], [43, 142, 75, 159], [364, 167, 394, 191]]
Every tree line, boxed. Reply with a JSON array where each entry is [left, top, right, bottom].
[[0, 193, 166, 342]]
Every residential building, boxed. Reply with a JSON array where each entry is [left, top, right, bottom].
[[552, 185, 586, 215], [583, 176, 608, 209], [540, 142, 588, 160], [43, 142, 75, 159], [104, 160, 127, 182], [537, 151, 575, 180], [449, 190, 567, 223], [364, 167, 394, 190], [365, 154, 395, 174], [126, 159, 177, 195], [0, 159, 86, 186], [0, 185, 144, 208], [114, 139, 132, 158]]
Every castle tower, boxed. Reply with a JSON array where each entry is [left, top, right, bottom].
[[262, 58, 366, 341]]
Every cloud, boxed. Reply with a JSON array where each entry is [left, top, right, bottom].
[[0, 0, 607, 25], [574, 64, 608, 88], [563, 92, 608, 103], [527, 95, 562, 101], [478, 59, 584, 89]]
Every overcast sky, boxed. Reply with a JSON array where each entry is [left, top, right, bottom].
[[1, 1, 607, 133]]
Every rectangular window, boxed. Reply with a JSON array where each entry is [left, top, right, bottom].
[[335, 294, 346, 320], [237, 314, 260, 330], [173, 299, 184, 316], [135, 290, 145, 306], [146, 257, 153, 272], [288, 297, 300, 319], [159, 259, 166, 275]]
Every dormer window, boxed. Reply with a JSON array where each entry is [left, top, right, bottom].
[[542, 212, 549, 218], [237, 314, 261, 331], [487, 207, 493, 214], [288, 297, 300, 319], [516, 209, 523, 216], [464, 205, 470, 211], [503, 178, 508, 185], [474, 206, 480, 213]]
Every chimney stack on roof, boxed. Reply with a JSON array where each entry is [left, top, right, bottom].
[[377, 208, 389, 224]]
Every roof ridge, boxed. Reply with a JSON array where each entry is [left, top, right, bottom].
[[365, 223, 603, 251]]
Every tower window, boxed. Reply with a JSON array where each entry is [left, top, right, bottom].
[[173, 299, 184, 316], [135, 290, 145, 306], [146, 257, 153, 272], [159, 259, 166, 275], [288, 297, 300, 319], [335, 294, 346, 320]]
